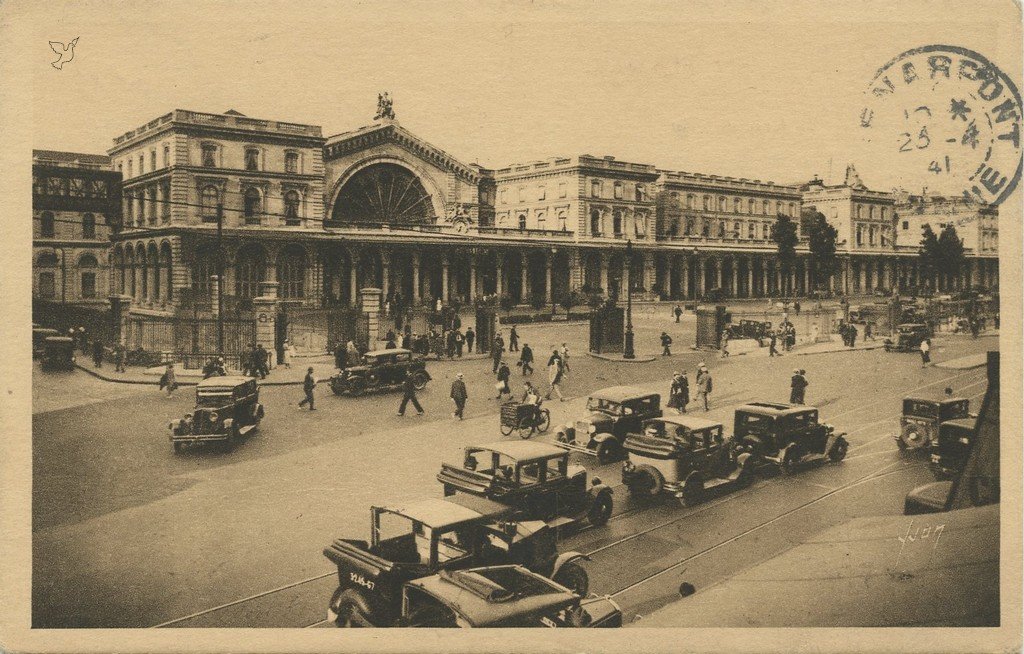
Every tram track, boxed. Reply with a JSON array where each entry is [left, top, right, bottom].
[[152, 367, 986, 629]]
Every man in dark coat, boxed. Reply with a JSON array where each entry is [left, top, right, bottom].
[[495, 360, 512, 399], [450, 373, 468, 420], [465, 327, 475, 354], [397, 369, 424, 416], [491, 337, 504, 373], [661, 332, 673, 356], [667, 371, 689, 413], [255, 344, 269, 379], [519, 343, 534, 376], [446, 330, 457, 359], [508, 326, 519, 352], [334, 342, 347, 371], [769, 331, 780, 357], [454, 329, 464, 357], [790, 368, 808, 404], [298, 367, 316, 410], [401, 332, 412, 349], [674, 305, 683, 323], [92, 339, 104, 368], [114, 342, 126, 373]]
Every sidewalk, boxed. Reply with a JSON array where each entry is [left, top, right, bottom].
[[934, 353, 988, 370]]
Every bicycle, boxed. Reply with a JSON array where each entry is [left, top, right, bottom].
[[499, 400, 551, 439]]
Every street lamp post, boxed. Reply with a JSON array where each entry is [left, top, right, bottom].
[[216, 203, 224, 355], [623, 239, 635, 359]]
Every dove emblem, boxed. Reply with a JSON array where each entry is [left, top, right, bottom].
[[49, 37, 79, 70]]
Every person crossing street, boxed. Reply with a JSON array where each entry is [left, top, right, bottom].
[[450, 372, 468, 419], [695, 363, 712, 411], [397, 369, 425, 416], [661, 331, 673, 356], [545, 349, 565, 401], [508, 326, 519, 352], [519, 343, 534, 376], [790, 368, 808, 404], [491, 336, 504, 373], [495, 360, 512, 399], [298, 367, 317, 410]]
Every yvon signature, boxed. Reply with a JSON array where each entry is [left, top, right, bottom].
[[893, 519, 945, 572]]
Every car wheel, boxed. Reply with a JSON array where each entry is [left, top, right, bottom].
[[552, 561, 589, 597], [679, 473, 704, 507], [536, 409, 551, 434], [587, 491, 613, 526], [330, 380, 344, 396], [331, 589, 375, 628], [780, 445, 800, 475], [899, 424, 927, 451], [632, 464, 665, 496], [595, 439, 620, 465], [412, 371, 429, 390], [828, 438, 849, 462], [348, 380, 366, 397]]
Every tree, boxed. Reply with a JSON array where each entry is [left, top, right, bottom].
[[918, 224, 942, 290], [937, 224, 965, 290], [805, 210, 839, 291], [498, 293, 516, 315], [771, 213, 799, 296], [558, 287, 585, 318]]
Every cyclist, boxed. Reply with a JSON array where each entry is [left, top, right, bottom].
[[521, 381, 542, 426]]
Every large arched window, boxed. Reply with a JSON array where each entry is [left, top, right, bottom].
[[125, 249, 136, 298], [201, 186, 219, 222], [235, 245, 266, 300], [718, 197, 726, 212], [557, 210, 568, 232], [243, 187, 262, 224], [79, 253, 98, 298], [332, 163, 433, 225], [284, 190, 301, 225], [191, 244, 220, 298], [40, 211, 55, 237], [160, 243, 173, 302], [137, 245, 148, 301], [277, 246, 306, 299], [82, 213, 96, 239], [148, 243, 160, 301]]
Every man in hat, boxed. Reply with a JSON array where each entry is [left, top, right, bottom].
[[790, 368, 808, 405], [695, 363, 712, 411], [668, 371, 689, 414], [397, 369, 425, 417], [661, 331, 673, 356], [450, 373, 468, 419], [299, 367, 317, 410]]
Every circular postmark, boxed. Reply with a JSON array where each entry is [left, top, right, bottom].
[[859, 45, 1022, 205]]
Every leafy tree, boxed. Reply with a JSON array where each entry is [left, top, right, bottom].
[[498, 293, 516, 315], [918, 224, 942, 290], [805, 210, 839, 291], [937, 224, 965, 290], [771, 213, 799, 295], [558, 287, 585, 317]]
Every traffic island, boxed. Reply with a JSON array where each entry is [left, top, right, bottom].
[[586, 351, 657, 363]]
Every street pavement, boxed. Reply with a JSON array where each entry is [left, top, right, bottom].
[[30, 311, 997, 628]]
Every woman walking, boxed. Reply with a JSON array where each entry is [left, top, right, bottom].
[[920, 338, 931, 367], [545, 349, 565, 402], [667, 371, 689, 414], [282, 340, 295, 369], [160, 362, 178, 398]]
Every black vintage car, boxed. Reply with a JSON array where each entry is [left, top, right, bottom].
[[621, 416, 755, 506], [896, 396, 971, 451], [731, 403, 848, 473], [438, 441, 614, 529], [725, 319, 772, 344], [929, 418, 977, 479], [40, 336, 76, 371], [33, 327, 61, 359], [168, 376, 264, 453], [555, 386, 662, 463], [884, 323, 931, 352], [322, 497, 592, 627], [331, 348, 430, 396]]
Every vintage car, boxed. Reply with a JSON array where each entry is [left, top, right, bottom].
[[379, 565, 622, 628], [731, 403, 848, 473], [33, 327, 61, 359], [621, 416, 755, 506], [330, 348, 430, 396], [168, 376, 264, 453], [438, 441, 614, 529], [322, 497, 592, 627], [555, 386, 662, 463], [896, 395, 971, 451], [884, 323, 931, 352], [929, 417, 977, 479], [725, 319, 772, 344], [40, 336, 76, 371]]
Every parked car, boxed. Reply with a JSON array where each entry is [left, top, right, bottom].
[[330, 348, 431, 396], [386, 565, 622, 628], [725, 319, 772, 344], [884, 323, 931, 352], [40, 336, 76, 371], [168, 376, 263, 453], [896, 395, 971, 452], [929, 418, 977, 480], [438, 441, 614, 529], [555, 386, 662, 463], [621, 416, 756, 506], [33, 327, 60, 359], [322, 497, 591, 627], [731, 403, 849, 473]]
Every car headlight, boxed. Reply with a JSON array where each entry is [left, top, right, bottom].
[[588, 424, 597, 433], [209, 412, 219, 423]]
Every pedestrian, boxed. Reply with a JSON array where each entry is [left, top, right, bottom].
[[77, 326, 88, 353], [114, 342, 126, 373], [240, 344, 253, 376], [560, 343, 570, 374], [496, 360, 512, 399], [521, 381, 541, 424], [920, 338, 931, 367], [445, 329, 456, 359], [299, 366, 317, 410], [545, 349, 565, 401], [159, 362, 177, 398], [201, 357, 221, 379], [435, 297, 443, 312], [794, 301, 801, 315], [334, 341, 347, 371], [695, 364, 712, 411], [493, 332, 505, 353], [720, 331, 730, 358], [674, 305, 683, 323], [346, 340, 360, 368], [255, 344, 269, 379], [661, 331, 673, 356], [450, 372, 468, 419], [465, 327, 475, 354], [282, 340, 294, 369], [491, 337, 504, 373], [509, 326, 520, 352], [519, 342, 534, 376], [397, 369, 425, 416], [790, 368, 808, 404], [454, 328, 464, 357], [667, 371, 689, 414], [864, 322, 873, 341], [92, 339, 104, 368], [386, 333, 398, 350], [849, 324, 858, 348], [401, 332, 412, 350], [811, 324, 819, 344], [769, 330, 779, 357]]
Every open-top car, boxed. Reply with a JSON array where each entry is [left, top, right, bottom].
[[438, 441, 614, 529], [386, 565, 622, 628], [168, 376, 263, 453], [39, 336, 76, 371], [731, 403, 848, 474], [621, 415, 755, 506], [884, 323, 930, 352], [896, 395, 971, 452], [330, 348, 430, 396], [555, 386, 662, 463], [322, 497, 592, 627]]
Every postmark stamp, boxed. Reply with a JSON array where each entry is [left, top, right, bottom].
[[859, 45, 1022, 205]]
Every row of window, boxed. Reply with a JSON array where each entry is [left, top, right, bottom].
[[662, 217, 776, 240], [495, 209, 570, 231], [190, 246, 306, 299], [854, 222, 892, 247], [117, 144, 304, 177], [33, 175, 111, 199], [124, 181, 173, 225], [199, 185, 303, 224], [35, 253, 100, 299], [37, 212, 101, 239], [588, 209, 649, 238], [670, 193, 798, 217]]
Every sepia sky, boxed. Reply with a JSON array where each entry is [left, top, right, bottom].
[[25, 0, 1022, 191]]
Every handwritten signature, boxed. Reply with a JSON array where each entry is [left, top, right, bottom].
[[893, 519, 945, 571]]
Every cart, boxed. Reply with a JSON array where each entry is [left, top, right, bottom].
[[500, 401, 551, 439]]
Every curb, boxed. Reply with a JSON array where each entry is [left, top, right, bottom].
[[791, 344, 886, 357], [586, 352, 658, 363]]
